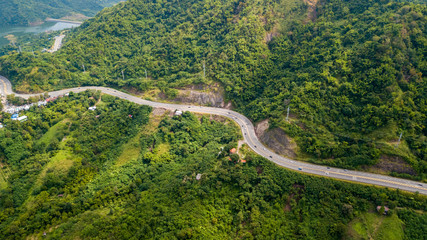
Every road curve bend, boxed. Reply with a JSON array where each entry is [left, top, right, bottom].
[[1, 76, 426, 195]]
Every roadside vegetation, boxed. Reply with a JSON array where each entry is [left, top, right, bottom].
[[0, 91, 425, 239], [0, 0, 425, 179]]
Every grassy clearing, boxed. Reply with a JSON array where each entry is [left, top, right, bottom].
[[347, 212, 404, 240], [0, 163, 11, 190], [115, 134, 141, 167], [115, 109, 168, 166], [38, 119, 70, 146], [33, 148, 79, 190]]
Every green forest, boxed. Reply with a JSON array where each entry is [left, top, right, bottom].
[[0, 91, 425, 239], [0, 0, 121, 26], [1, 0, 425, 179]]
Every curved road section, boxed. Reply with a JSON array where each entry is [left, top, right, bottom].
[[0, 76, 426, 195]]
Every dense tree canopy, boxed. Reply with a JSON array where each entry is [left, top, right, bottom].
[[0, 0, 425, 178], [0, 92, 425, 239]]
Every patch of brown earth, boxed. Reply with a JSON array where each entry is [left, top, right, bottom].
[[157, 83, 231, 108], [152, 108, 168, 116], [366, 155, 416, 176], [303, 0, 318, 22], [255, 119, 270, 137], [284, 184, 305, 212], [255, 119, 297, 158], [208, 114, 228, 123], [173, 90, 225, 107]]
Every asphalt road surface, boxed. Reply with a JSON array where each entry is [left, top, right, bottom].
[[48, 35, 65, 53], [1, 76, 426, 195]]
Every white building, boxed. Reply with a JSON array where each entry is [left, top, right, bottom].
[[17, 116, 28, 122], [88, 106, 97, 111]]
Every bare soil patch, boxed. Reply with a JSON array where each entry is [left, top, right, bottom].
[[365, 155, 416, 176], [303, 0, 318, 22]]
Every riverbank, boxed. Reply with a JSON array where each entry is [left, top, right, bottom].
[[46, 18, 84, 25], [0, 21, 80, 47]]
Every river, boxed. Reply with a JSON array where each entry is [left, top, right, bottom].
[[0, 22, 80, 47]]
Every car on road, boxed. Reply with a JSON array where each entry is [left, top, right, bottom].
[[298, 168, 302, 170], [263, 147, 266, 150], [269, 156, 272, 158]]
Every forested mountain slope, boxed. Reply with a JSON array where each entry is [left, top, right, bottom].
[[0, 0, 425, 179], [0, 0, 122, 26], [0, 91, 425, 239]]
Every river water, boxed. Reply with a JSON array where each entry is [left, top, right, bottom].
[[0, 22, 80, 47]]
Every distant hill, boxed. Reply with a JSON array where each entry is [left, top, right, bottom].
[[0, 0, 122, 26]]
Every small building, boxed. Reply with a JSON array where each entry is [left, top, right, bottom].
[[174, 110, 183, 116], [196, 173, 202, 181], [11, 114, 19, 120], [17, 116, 28, 122], [0, 123, 3, 129], [230, 148, 237, 154], [376, 206, 390, 215], [88, 106, 97, 111], [240, 159, 247, 163]]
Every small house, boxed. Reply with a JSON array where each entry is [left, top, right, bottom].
[[230, 148, 237, 154], [11, 114, 19, 120], [88, 106, 97, 111], [0, 123, 3, 129], [376, 206, 390, 215], [174, 110, 183, 116], [196, 174, 202, 181], [17, 116, 28, 122]]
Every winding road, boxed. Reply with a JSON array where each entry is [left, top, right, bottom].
[[1, 76, 426, 195]]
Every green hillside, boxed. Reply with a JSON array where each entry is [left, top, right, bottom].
[[0, 0, 426, 179], [0, 91, 425, 239], [0, 0, 122, 26]]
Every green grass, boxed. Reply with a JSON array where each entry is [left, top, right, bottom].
[[33, 148, 79, 190], [115, 134, 141, 166], [0, 163, 11, 190], [347, 212, 404, 240], [115, 111, 165, 166], [37, 119, 70, 146]]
